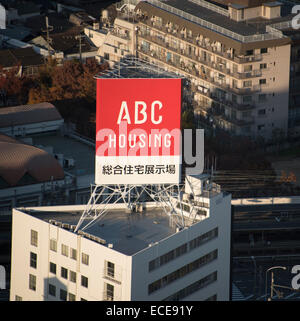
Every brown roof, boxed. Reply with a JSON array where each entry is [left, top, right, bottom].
[[0, 134, 64, 186], [0, 47, 44, 69], [0, 102, 63, 128]]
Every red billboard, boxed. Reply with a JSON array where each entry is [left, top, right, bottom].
[[95, 78, 182, 185]]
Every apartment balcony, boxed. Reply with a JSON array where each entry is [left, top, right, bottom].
[[138, 32, 262, 80], [139, 20, 263, 66], [215, 114, 254, 127], [231, 85, 261, 95], [191, 84, 255, 112], [233, 55, 262, 63], [110, 29, 131, 40]]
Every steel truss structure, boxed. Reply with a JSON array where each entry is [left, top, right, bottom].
[[74, 183, 190, 233]]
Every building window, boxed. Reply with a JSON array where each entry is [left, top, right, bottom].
[[50, 239, 57, 252], [15, 295, 22, 301], [163, 271, 217, 301], [245, 50, 253, 56], [104, 53, 109, 60], [106, 261, 115, 278], [259, 78, 267, 85], [258, 124, 265, 130], [31, 230, 38, 247], [60, 289, 67, 301], [149, 228, 218, 272], [105, 283, 114, 301], [30, 252, 37, 269], [61, 244, 69, 257], [258, 109, 266, 115], [29, 274, 36, 291], [258, 94, 267, 102], [48, 284, 56, 297], [148, 250, 218, 294], [69, 293, 76, 301], [261, 48, 268, 54], [61, 267, 68, 279], [70, 248, 77, 260], [241, 8, 244, 19], [243, 96, 252, 103], [243, 80, 252, 87], [81, 275, 88, 288], [70, 271, 77, 283], [260, 63, 267, 69], [49, 262, 56, 275], [244, 65, 252, 72], [82, 253, 89, 265]]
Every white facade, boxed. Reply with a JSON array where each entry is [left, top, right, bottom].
[[10, 175, 231, 301]]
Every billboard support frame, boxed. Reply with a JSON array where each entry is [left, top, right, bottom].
[[74, 183, 186, 232]]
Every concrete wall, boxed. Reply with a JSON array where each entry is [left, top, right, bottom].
[[10, 209, 132, 301], [131, 192, 231, 301], [253, 44, 291, 140]]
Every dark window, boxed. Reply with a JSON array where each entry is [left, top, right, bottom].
[[30, 252, 37, 269], [107, 262, 115, 278], [48, 284, 56, 297], [60, 289, 67, 301], [61, 267, 68, 279], [260, 48, 268, 54], [163, 271, 218, 301], [49, 262, 56, 274], [148, 250, 218, 294], [259, 79, 266, 85], [81, 275, 88, 288]]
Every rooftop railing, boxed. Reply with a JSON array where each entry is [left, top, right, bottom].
[[146, 0, 286, 43], [188, 0, 229, 17]]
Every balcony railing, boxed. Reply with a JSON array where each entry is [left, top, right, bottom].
[[138, 32, 262, 79], [110, 29, 131, 40], [139, 20, 263, 65]]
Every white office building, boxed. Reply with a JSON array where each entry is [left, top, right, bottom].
[[10, 174, 231, 301]]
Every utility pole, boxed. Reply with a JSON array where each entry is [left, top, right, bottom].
[[75, 34, 85, 62], [42, 16, 53, 57]]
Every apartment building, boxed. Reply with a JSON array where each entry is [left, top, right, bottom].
[[9, 174, 231, 301], [92, 0, 297, 140]]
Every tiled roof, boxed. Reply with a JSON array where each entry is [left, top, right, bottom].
[[0, 134, 64, 186], [0, 102, 62, 128]]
